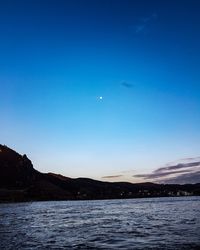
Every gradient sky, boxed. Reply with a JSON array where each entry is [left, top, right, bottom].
[[0, 0, 200, 183]]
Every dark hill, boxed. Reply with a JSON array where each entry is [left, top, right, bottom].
[[0, 145, 37, 189], [0, 144, 199, 202]]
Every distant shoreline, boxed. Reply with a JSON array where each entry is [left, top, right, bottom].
[[0, 189, 199, 204]]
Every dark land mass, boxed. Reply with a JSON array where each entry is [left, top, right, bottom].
[[0, 144, 199, 203]]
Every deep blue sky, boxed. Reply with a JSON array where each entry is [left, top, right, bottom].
[[0, 0, 200, 183]]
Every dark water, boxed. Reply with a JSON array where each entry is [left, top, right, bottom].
[[0, 197, 200, 249]]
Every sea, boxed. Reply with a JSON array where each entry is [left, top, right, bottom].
[[0, 196, 200, 249]]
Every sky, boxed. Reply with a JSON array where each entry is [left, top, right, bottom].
[[0, 0, 200, 183]]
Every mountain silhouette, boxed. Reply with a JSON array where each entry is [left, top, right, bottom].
[[0, 144, 199, 202]]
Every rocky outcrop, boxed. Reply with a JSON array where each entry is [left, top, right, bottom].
[[0, 145, 37, 189]]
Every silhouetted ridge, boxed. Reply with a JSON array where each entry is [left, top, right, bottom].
[[0, 144, 199, 202]]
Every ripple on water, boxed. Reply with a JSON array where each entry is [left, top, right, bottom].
[[0, 197, 200, 249]]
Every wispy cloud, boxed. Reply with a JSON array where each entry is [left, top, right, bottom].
[[162, 171, 200, 184], [155, 161, 200, 173], [134, 169, 193, 179], [133, 157, 200, 184], [121, 81, 134, 88], [134, 13, 157, 34], [102, 175, 123, 179], [174, 156, 200, 163]]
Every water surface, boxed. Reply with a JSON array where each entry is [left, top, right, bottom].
[[0, 197, 200, 249]]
